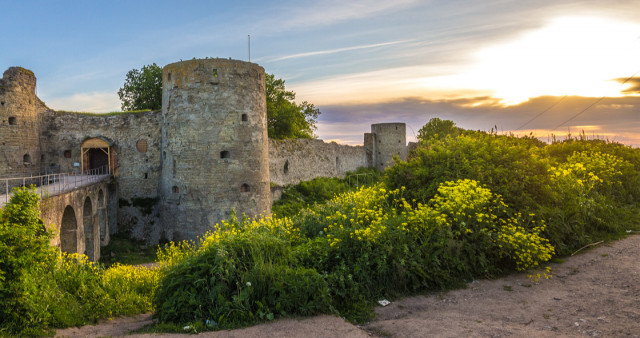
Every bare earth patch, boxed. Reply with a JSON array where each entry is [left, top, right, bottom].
[[56, 235, 640, 337]]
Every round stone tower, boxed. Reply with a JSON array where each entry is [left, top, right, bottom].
[[0, 67, 41, 177], [370, 123, 407, 170], [159, 58, 270, 240]]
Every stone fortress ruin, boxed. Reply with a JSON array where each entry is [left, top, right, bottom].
[[0, 58, 407, 259]]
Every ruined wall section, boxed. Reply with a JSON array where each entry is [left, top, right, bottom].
[[370, 123, 407, 170], [269, 139, 366, 186], [39, 110, 162, 241], [160, 59, 270, 241], [0, 67, 41, 177]]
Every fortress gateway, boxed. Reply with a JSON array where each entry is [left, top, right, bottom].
[[0, 58, 407, 258]]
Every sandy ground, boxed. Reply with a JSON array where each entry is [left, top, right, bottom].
[[56, 234, 640, 337]]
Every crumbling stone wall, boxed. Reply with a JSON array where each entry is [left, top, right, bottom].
[[269, 138, 366, 186], [159, 59, 270, 241], [0, 67, 44, 177], [39, 110, 162, 241]]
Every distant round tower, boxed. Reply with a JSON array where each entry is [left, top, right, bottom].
[[0, 67, 40, 177], [159, 58, 270, 240], [369, 123, 407, 170]]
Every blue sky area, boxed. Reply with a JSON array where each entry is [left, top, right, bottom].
[[1, 0, 638, 145]]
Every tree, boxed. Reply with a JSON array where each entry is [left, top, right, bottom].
[[417, 118, 462, 143], [266, 73, 320, 139], [117, 63, 162, 111]]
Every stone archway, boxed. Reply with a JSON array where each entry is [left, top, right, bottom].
[[98, 189, 107, 245], [83, 197, 95, 260], [81, 137, 114, 174], [60, 206, 77, 254]]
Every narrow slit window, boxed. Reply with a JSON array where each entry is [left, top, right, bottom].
[[8, 116, 17, 125], [240, 184, 250, 192], [241, 114, 248, 122], [172, 186, 179, 193], [220, 151, 230, 159]]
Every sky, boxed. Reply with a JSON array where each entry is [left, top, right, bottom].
[[1, 0, 638, 146]]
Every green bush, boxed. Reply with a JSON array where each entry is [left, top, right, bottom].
[[273, 167, 381, 217], [386, 129, 552, 211], [154, 180, 555, 328], [153, 214, 331, 328], [0, 187, 57, 335], [0, 187, 158, 335]]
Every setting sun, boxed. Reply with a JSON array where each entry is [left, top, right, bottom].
[[437, 16, 640, 105]]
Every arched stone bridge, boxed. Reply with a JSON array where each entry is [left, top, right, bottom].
[[2, 171, 115, 261]]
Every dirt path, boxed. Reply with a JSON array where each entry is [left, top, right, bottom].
[[56, 235, 640, 337]]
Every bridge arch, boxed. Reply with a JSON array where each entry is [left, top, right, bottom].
[[98, 189, 107, 245], [83, 196, 96, 261], [60, 205, 77, 254]]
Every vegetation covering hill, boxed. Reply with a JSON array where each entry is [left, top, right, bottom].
[[1, 118, 638, 335]]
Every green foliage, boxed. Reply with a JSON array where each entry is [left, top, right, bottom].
[[99, 233, 159, 267], [273, 167, 381, 217], [266, 74, 320, 139], [386, 126, 551, 211], [154, 180, 556, 329], [386, 119, 640, 257], [118, 63, 163, 111], [153, 213, 332, 328], [57, 109, 152, 116], [0, 188, 158, 335], [0, 187, 57, 335], [416, 117, 462, 143]]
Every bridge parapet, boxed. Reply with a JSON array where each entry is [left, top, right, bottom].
[[0, 165, 110, 207]]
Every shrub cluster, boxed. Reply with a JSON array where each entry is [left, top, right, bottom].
[[0, 188, 158, 335], [154, 179, 554, 328], [154, 119, 639, 331], [272, 167, 381, 217]]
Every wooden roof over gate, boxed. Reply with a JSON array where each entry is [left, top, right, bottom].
[[81, 137, 113, 149]]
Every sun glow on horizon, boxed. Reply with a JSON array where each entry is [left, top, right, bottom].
[[426, 16, 640, 105]]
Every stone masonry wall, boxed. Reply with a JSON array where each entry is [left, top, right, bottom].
[[269, 138, 367, 186], [159, 59, 270, 241], [39, 110, 162, 241], [0, 67, 43, 177]]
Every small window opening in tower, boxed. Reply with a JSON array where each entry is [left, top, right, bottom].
[[241, 113, 248, 122], [240, 184, 250, 192], [1, 101, 5, 106], [144, 173, 148, 179], [212, 69, 218, 77], [398, 140, 401, 143], [8, 116, 17, 125], [63, 150, 71, 158], [23, 154, 31, 164], [41, 154, 45, 161], [168, 73, 172, 81], [172, 159, 176, 178], [284, 160, 289, 174], [172, 186, 179, 193], [220, 151, 230, 159]]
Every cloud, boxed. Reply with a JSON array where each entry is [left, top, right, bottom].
[[268, 40, 413, 62], [273, 0, 420, 30], [315, 95, 640, 147], [618, 76, 640, 94], [45, 91, 121, 113]]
